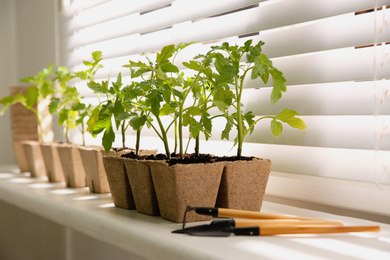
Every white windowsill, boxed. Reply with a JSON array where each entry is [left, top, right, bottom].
[[0, 165, 389, 260], [266, 171, 390, 223]]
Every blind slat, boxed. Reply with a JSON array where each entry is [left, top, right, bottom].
[[60, 0, 390, 196], [242, 81, 390, 116]]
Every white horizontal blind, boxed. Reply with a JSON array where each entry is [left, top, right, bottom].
[[59, 0, 390, 215]]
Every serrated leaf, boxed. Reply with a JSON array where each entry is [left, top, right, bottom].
[[25, 86, 39, 108], [49, 97, 60, 114], [189, 120, 201, 139], [275, 109, 306, 130], [160, 62, 179, 73], [183, 113, 195, 127], [0, 95, 17, 106], [101, 80, 109, 93], [171, 88, 183, 100], [162, 89, 171, 103], [251, 56, 268, 81], [75, 71, 88, 80], [183, 60, 202, 71], [83, 61, 93, 67], [157, 44, 175, 63], [92, 114, 111, 135], [146, 90, 162, 116], [86, 106, 100, 132], [221, 119, 233, 140], [130, 115, 147, 131], [71, 102, 85, 111], [87, 81, 102, 93], [92, 51, 102, 62], [115, 112, 134, 121], [123, 60, 149, 69], [58, 109, 69, 126], [270, 68, 287, 105], [160, 103, 176, 116], [102, 124, 115, 153], [244, 111, 256, 134], [271, 119, 283, 138], [186, 106, 201, 116]]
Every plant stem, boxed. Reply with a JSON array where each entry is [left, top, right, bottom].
[[81, 122, 85, 146], [65, 127, 69, 143], [235, 67, 251, 158], [178, 105, 184, 159], [121, 122, 126, 149], [156, 115, 170, 159], [174, 119, 177, 154], [195, 135, 199, 156], [135, 129, 140, 156], [235, 75, 243, 158]]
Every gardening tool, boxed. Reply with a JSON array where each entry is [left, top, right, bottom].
[[172, 219, 380, 237], [182, 206, 326, 229]]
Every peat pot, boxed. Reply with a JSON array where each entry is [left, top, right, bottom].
[[124, 159, 159, 216], [57, 143, 87, 188], [149, 161, 224, 223], [21, 141, 47, 178], [78, 146, 113, 193], [216, 157, 272, 211], [103, 155, 136, 209], [40, 142, 65, 183]]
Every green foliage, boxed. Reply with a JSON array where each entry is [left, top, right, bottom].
[[49, 65, 93, 144], [0, 64, 56, 141], [206, 40, 306, 157], [124, 42, 217, 159]]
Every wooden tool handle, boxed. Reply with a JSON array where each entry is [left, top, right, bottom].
[[218, 208, 322, 221], [234, 219, 344, 228], [259, 225, 380, 236]]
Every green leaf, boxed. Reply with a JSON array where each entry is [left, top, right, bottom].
[[162, 89, 171, 103], [160, 103, 176, 116], [157, 44, 175, 63], [201, 112, 212, 140], [116, 112, 134, 121], [123, 60, 149, 69], [189, 120, 202, 139], [101, 80, 109, 93], [160, 62, 179, 73], [48, 97, 60, 114], [146, 90, 162, 117], [243, 111, 255, 134], [182, 112, 193, 126], [75, 71, 88, 80], [86, 106, 100, 132], [87, 81, 102, 93], [275, 109, 306, 130], [92, 51, 102, 62], [25, 86, 39, 108], [186, 106, 201, 116], [71, 102, 85, 111], [130, 115, 147, 131], [92, 114, 111, 135], [271, 119, 283, 138], [221, 119, 233, 140], [172, 88, 183, 100], [0, 95, 17, 106], [102, 124, 115, 153], [270, 68, 287, 105], [251, 55, 268, 82], [183, 60, 202, 71]]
